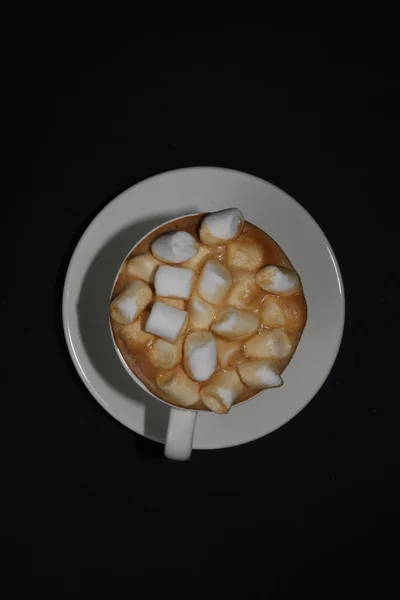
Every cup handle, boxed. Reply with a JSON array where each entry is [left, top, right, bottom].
[[164, 408, 197, 461]]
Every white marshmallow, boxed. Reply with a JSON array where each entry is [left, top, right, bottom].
[[226, 241, 264, 271], [188, 293, 215, 330], [149, 337, 183, 370], [199, 208, 244, 245], [126, 252, 161, 284], [211, 307, 259, 340], [110, 281, 153, 325], [245, 329, 292, 360], [238, 359, 283, 389], [156, 297, 186, 310], [151, 231, 199, 264], [184, 332, 217, 382], [180, 245, 212, 270], [216, 337, 242, 369], [196, 259, 232, 305], [145, 301, 188, 343], [156, 368, 200, 407], [154, 265, 194, 300], [227, 270, 263, 310], [119, 311, 153, 347], [256, 265, 300, 295], [200, 370, 244, 414], [260, 295, 305, 332]]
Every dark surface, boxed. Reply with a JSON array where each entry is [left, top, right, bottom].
[[15, 13, 399, 589]]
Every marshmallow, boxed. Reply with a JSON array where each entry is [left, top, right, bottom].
[[184, 332, 217, 382], [145, 301, 188, 342], [200, 370, 244, 414], [110, 281, 153, 325], [211, 307, 259, 340], [238, 359, 283, 389], [216, 337, 242, 369], [180, 245, 212, 270], [188, 293, 215, 330], [154, 265, 194, 300], [260, 295, 305, 332], [126, 252, 161, 284], [226, 241, 264, 271], [119, 311, 154, 347], [149, 337, 183, 370], [156, 297, 186, 310], [196, 259, 232, 305], [199, 208, 244, 245], [227, 270, 263, 310], [245, 329, 292, 360], [156, 367, 200, 407], [151, 231, 199, 264], [256, 265, 300, 295]]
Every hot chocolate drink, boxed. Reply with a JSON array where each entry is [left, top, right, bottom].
[[109, 209, 307, 413]]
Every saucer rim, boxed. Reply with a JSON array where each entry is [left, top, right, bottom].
[[62, 166, 345, 449]]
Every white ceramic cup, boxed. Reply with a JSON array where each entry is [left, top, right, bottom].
[[109, 213, 261, 461]]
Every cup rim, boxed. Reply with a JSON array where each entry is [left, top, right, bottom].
[[108, 212, 264, 413]]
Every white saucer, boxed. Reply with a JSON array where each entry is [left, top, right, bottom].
[[62, 167, 344, 450]]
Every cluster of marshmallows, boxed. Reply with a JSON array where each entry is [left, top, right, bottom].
[[110, 208, 302, 414]]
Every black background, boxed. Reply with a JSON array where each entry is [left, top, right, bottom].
[[13, 9, 399, 591]]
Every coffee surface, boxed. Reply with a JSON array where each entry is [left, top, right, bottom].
[[110, 214, 307, 410]]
